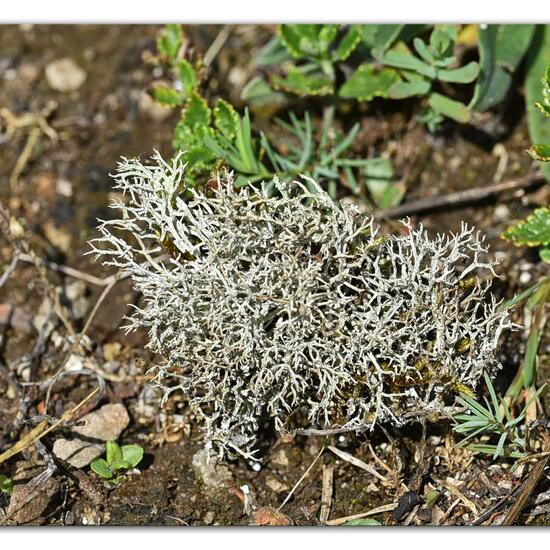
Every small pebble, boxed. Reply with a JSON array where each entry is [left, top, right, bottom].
[[519, 271, 532, 285], [494, 204, 510, 222], [203, 511, 215, 525], [45, 58, 86, 92], [56, 179, 73, 197]]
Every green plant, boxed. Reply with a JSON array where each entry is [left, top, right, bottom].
[[246, 24, 429, 104], [500, 276, 550, 402], [503, 207, 550, 264], [453, 372, 546, 459], [0, 474, 13, 495], [373, 25, 479, 127], [90, 441, 144, 485], [528, 64, 550, 163], [151, 25, 269, 186], [499, 64, 550, 401], [525, 27, 550, 181], [151, 25, 398, 207], [256, 107, 400, 205], [253, 24, 363, 97], [470, 25, 535, 112]]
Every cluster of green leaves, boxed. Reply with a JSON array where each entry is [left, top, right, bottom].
[[245, 24, 550, 143], [0, 474, 13, 495], [152, 25, 398, 206], [153, 25, 268, 186], [372, 26, 479, 129], [245, 24, 479, 130], [90, 441, 144, 485], [243, 24, 362, 99], [453, 373, 545, 459], [257, 107, 401, 206]]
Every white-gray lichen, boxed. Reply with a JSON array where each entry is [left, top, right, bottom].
[[90, 152, 512, 459]]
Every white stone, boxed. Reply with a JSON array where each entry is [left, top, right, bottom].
[[45, 58, 86, 92]]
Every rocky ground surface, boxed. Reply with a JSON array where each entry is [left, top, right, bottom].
[[0, 24, 549, 525]]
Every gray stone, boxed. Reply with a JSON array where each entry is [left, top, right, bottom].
[[52, 403, 130, 468], [73, 403, 130, 440], [52, 438, 104, 468]]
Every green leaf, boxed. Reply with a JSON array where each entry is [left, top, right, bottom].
[[425, 490, 440, 509], [430, 25, 457, 59], [279, 24, 337, 60], [109, 461, 132, 472], [362, 158, 395, 204], [493, 432, 508, 459], [339, 64, 400, 101], [0, 474, 13, 495], [502, 208, 550, 247], [182, 144, 216, 166], [540, 246, 550, 264], [241, 76, 285, 107], [527, 143, 550, 162], [254, 36, 292, 67], [272, 65, 333, 96], [428, 93, 471, 123], [106, 440, 123, 467], [344, 518, 381, 526], [457, 394, 493, 420], [471, 25, 535, 112], [378, 184, 405, 209], [389, 79, 431, 99], [157, 24, 183, 60], [413, 38, 435, 64], [484, 372, 503, 423], [332, 25, 362, 61], [182, 92, 211, 128], [535, 64, 550, 117], [121, 444, 144, 469], [90, 458, 113, 479], [152, 85, 185, 107], [362, 25, 403, 53], [176, 60, 198, 96], [417, 107, 444, 132], [373, 48, 436, 80], [438, 61, 479, 84], [525, 26, 550, 181], [214, 98, 239, 139], [522, 325, 541, 389]]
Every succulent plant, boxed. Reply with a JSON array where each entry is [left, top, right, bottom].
[[90, 152, 511, 460]]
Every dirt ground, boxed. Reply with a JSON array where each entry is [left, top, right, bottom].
[[0, 25, 549, 526]]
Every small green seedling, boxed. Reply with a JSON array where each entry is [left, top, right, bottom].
[[0, 474, 13, 495], [90, 441, 144, 485]]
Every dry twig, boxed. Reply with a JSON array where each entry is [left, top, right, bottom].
[[378, 172, 544, 220], [278, 446, 325, 512], [319, 462, 334, 524], [325, 502, 398, 526]]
